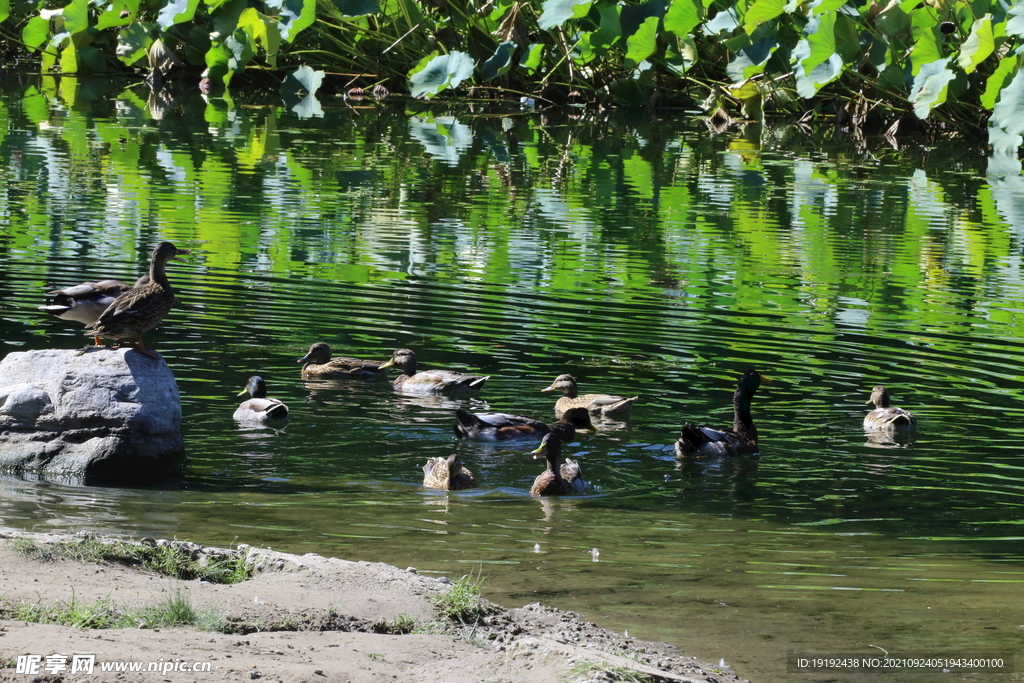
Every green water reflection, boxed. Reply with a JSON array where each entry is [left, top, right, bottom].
[[2, 76, 1023, 682]]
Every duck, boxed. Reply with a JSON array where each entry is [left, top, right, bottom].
[[674, 369, 766, 457], [541, 373, 639, 418], [39, 276, 151, 344], [454, 406, 594, 442], [87, 242, 190, 358], [529, 432, 590, 495], [863, 385, 916, 430], [378, 348, 489, 395], [233, 375, 289, 422], [297, 342, 386, 380], [422, 453, 476, 490]]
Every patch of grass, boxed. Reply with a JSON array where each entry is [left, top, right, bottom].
[[7, 537, 250, 584], [564, 661, 655, 683], [432, 570, 489, 624], [0, 590, 227, 632], [372, 613, 417, 634]]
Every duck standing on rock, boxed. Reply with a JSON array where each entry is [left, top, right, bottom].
[[234, 376, 289, 422], [40, 276, 150, 345], [297, 342, 386, 380], [863, 385, 916, 430], [422, 453, 476, 490], [87, 242, 190, 359], [454, 406, 594, 442], [530, 432, 590, 495], [675, 369, 767, 457], [378, 348, 489, 395], [541, 373, 638, 418]]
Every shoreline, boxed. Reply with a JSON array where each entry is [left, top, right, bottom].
[[0, 529, 748, 683]]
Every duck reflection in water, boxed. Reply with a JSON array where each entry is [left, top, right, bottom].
[[674, 454, 760, 504]]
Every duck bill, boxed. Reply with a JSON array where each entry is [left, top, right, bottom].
[[377, 359, 396, 370], [297, 354, 311, 363], [759, 374, 772, 383], [170, 249, 192, 263], [540, 385, 556, 392], [236, 388, 249, 396], [530, 443, 545, 457]]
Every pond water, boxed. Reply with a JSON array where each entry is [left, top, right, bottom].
[[2, 76, 1024, 682]]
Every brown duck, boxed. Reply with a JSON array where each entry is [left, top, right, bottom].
[[87, 242, 190, 358], [298, 342, 386, 380], [422, 454, 476, 491]]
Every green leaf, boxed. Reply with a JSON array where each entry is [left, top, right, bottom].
[[331, 0, 378, 16], [874, 1, 910, 40], [58, 37, 78, 72], [727, 37, 777, 82], [811, 0, 847, 14], [793, 9, 836, 75], [538, 0, 591, 31], [409, 51, 475, 99], [665, 0, 701, 37], [743, 0, 786, 35], [981, 55, 1021, 110], [1007, 3, 1024, 39], [22, 16, 51, 51], [591, 2, 622, 49], [519, 43, 543, 75], [264, 0, 316, 41], [96, 0, 137, 32], [115, 21, 151, 65], [212, 0, 247, 40], [62, 0, 89, 34], [226, 25, 255, 70], [281, 64, 324, 96], [795, 52, 843, 97], [156, 0, 199, 29], [909, 58, 955, 119], [625, 15, 659, 65], [0, 0, 9, 24], [957, 14, 993, 75], [204, 42, 233, 87], [910, 26, 940, 76], [991, 65, 1024, 136], [705, 7, 738, 34], [481, 40, 516, 81]]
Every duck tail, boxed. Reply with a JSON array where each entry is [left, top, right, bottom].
[[675, 421, 707, 456], [468, 375, 490, 390], [266, 404, 289, 420], [454, 408, 480, 439]]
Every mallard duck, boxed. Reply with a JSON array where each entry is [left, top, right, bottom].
[[541, 373, 639, 418], [378, 348, 489, 395], [863, 385, 916, 430], [675, 369, 766, 457], [39, 277, 152, 344], [87, 242, 190, 358], [422, 453, 476, 490], [454, 406, 594, 442], [297, 342, 386, 380], [530, 432, 590, 495], [233, 375, 289, 422]]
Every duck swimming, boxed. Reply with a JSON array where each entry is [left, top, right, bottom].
[[863, 385, 916, 430], [298, 342, 386, 380], [233, 376, 289, 422], [674, 369, 766, 457], [530, 432, 590, 495], [454, 406, 594, 442], [541, 373, 638, 418], [378, 348, 489, 395], [422, 453, 476, 490], [87, 241, 190, 358]]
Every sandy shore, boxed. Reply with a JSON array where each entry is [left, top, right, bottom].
[[0, 529, 748, 683]]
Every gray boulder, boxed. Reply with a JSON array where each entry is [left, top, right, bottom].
[[0, 348, 184, 484]]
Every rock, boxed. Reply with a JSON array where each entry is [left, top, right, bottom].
[[0, 348, 184, 484]]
